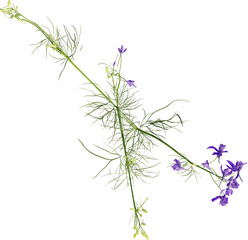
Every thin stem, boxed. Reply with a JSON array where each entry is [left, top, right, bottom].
[[116, 106, 140, 227], [20, 14, 115, 108], [137, 128, 222, 180], [15, 11, 222, 183], [67, 58, 115, 106]]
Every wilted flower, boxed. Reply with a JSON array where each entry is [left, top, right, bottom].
[[207, 144, 228, 162]]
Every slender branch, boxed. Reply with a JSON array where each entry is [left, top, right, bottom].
[[116, 106, 141, 228], [137, 128, 222, 180]]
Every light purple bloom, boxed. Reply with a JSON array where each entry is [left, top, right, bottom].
[[221, 165, 232, 179], [212, 195, 228, 206], [207, 144, 228, 162], [118, 45, 127, 55], [171, 159, 184, 171], [227, 177, 239, 189], [225, 188, 233, 196], [126, 80, 136, 87], [202, 160, 211, 171]]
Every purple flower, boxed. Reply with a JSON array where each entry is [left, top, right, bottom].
[[225, 188, 233, 196], [113, 61, 116, 66], [227, 177, 239, 189], [212, 195, 228, 206], [221, 165, 232, 179], [171, 159, 184, 171], [226, 160, 247, 180], [202, 160, 211, 171], [118, 45, 127, 55], [126, 80, 136, 87], [207, 144, 228, 162]]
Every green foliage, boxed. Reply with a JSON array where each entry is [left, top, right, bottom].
[[1, 3, 224, 239], [31, 18, 82, 78]]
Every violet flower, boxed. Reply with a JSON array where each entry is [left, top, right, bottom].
[[227, 176, 239, 189], [126, 80, 136, 87], [225, 188, 233, 196], [207, 144, 228, 162], [221, 165, 232, 179], [171, 159, 184, 171], [118, 45, 127, 55], [212, 195, 228, 206], [202, 160, 211, 171], [226, 160, 247, 180]]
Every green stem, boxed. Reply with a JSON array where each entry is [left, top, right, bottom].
[[67, 58, 115, 106], [137, 128, 222, 180], [116, 106, 140, 228], [16, 11, 222, 183], [20, 14, 115, 108]]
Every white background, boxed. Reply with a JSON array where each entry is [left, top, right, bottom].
[[1, 0, 248, 239]]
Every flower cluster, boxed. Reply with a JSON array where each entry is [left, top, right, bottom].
[[171, 144, 246, 206], [105, 45, 137, 88], [212, 160, 247, 206]]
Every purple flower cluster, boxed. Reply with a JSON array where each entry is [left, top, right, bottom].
[[212, 160, 246, 206], [171, 144, 246, 206], [209, 145, 247, 206], [116, 45, 136, 88]]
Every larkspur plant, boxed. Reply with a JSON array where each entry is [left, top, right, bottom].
[[1, 1, 246, 239]]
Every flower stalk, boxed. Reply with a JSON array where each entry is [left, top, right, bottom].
[[1, 2, 246, 238]]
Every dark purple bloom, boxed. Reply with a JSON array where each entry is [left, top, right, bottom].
[[118, 45, 127, 55], [226, 160, 247, 179], [202, 160, 211, 171], [171, 159, 184, 171], [207, 144, 228, 162], [126, 80, 136, 87], [113, 61, 116, 66], [212, 195, 228, 206]]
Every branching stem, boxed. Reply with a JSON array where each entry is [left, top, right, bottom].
[[21, 13, 222, 182]]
